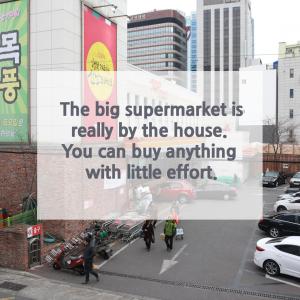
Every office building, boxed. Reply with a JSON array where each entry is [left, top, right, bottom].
[[278, 42, 300, 143], [197, 0, 254, 104], [128, 10, 188, 86], [187, 12, 198, 92]]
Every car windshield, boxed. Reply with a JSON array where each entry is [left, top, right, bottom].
[[293, 173, 300, 178], [266, 237, 286, 244], [265, 171, 278, 177]]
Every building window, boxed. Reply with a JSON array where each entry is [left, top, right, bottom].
[[223, 8, 229, 71], [204, 9, 211, 71], [214, 9, 220, 71], [135, 95, 139, 106], [290, 89, 294, 99], [290, 69, 294, 78], [232, 7, 241, 71], [127, 93, 131, 105], [290, 109, 294, 119]]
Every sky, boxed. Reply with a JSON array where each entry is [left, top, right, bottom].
[[127, 0, 300, 64]]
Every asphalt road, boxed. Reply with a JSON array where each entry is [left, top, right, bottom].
[[31, 184, 300, 300]]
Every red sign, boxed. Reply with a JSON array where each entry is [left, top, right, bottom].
[[83, 5, 117, 141], [27, 224, 42, 238]]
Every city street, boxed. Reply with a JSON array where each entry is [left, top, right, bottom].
[[28, 185, 300, 300]]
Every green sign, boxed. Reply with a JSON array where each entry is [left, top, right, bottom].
[[0, 0, 28, 143]]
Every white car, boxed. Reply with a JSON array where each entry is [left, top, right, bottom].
[[273, 198, 300, 212], [254, 236, 300, 278], [290, 172, 300, 187], [277, 191, 300, 201]]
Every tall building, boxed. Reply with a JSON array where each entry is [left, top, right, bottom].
[[187, 12, 198, 92], [127, 10, 188, 86], [197, 0, 254, 104], [278, 42, 300, 143]]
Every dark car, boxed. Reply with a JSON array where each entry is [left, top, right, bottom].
[[284, 187, 300, 194], [262, 171, 286, 187], [195, 179, 237, 200], [152, 180, 196, 203], [258, 211, 300, 238]]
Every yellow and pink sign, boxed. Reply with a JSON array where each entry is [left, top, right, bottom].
[[83, 5, 117, 141]]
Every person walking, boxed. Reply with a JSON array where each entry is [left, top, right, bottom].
[[142, 220, 155, 251], [82, 236, 99, 284], [164, 219, 176, 251]]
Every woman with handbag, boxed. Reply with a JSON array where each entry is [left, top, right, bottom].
[[142, 220, 155, 251]]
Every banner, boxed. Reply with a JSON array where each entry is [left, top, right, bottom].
[[83, 5, 117, 141], [0, 0, 29, 143]]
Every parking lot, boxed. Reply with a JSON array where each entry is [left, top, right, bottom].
[[30, 184, 300, 300]]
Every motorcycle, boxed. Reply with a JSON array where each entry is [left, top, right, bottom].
[[52, 245, 85, 275]]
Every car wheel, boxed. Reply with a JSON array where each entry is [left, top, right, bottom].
[[178, 195, 188, 204], [277, 206, 287, 212], [269, 227, 280, 238], [275, 181, 279, 187], [263, 260, 280, 276]]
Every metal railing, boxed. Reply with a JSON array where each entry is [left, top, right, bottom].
[[2, 209, 37, 227]]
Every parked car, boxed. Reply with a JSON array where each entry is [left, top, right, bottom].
[[262, 171, 286, 187], [258, 211, 300, 237], [283, 187, 300, 195], [195, 179, 237, 200], [152, 180, 196, 203], [274, 198, 300, 212], [290, 172, 300, 187], [277, 191, 300, 201], [254, 236, 300, 278]]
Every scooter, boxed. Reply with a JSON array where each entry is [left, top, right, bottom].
[[52, 245, 85, 275]]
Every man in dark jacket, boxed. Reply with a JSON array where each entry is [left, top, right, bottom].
[[82, 236, 99, 284], [142, 220, 155, 251]]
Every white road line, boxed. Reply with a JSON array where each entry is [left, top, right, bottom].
[[172, 244, 188, 261], [265, 274, 300, 289], [95, 220, 165, 269], [94, 203, 188, 269], [94, 238, 139, 269]]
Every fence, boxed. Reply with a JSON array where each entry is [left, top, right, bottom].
[[263, 153, 300, 175], [2, 209, 37, 228]]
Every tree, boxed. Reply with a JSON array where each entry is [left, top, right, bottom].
[[264, 117, 299, 161]]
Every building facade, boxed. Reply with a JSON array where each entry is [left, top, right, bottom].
[[128, 9, 188, 86], [197, 0, 254, 104], [187, 12, 198, 92], [0, 0, 128, 270], [278, 42, 300, 143]]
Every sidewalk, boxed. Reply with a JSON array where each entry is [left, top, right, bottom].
[[0, 268, 156, 300]]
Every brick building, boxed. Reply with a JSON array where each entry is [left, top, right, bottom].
[[0, 0, 128, 270]]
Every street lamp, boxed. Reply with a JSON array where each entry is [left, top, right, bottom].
[[93, 4, 118, 14]]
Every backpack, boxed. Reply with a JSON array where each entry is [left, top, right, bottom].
[[164, 221, 175, 236]]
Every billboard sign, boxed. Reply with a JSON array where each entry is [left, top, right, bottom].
[[0, 0, 29, 143], [83, 5, 117, 141]]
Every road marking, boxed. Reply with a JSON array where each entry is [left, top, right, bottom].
[[94, 238, 139, 269], [265, 274, 300, 289], [159, 244, 188, 275], [232, 221, 257, 288], [94, 203, 187, 270], [95, 219, 165, 269]]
